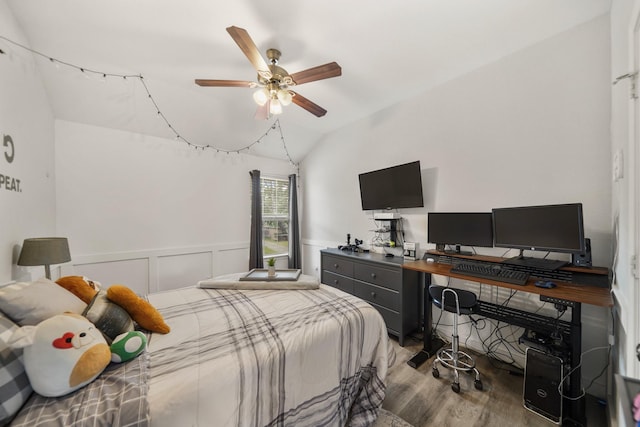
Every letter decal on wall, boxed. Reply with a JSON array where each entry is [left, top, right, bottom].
[[3, 134, 14, 163], [2, 134, 22, 193]]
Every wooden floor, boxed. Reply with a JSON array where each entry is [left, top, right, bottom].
[[381, 336, 608, 427]]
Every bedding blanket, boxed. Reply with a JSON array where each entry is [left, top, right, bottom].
[[9, 351, 150, 427], [147, 284, 391, 427]]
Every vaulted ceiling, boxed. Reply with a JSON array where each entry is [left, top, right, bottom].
[[5, 0, 610, 163]]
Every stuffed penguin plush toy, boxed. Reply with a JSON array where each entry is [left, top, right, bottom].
[[10, 313, 111, 397]]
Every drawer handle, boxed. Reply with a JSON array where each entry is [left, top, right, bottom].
[[334, 263, 339, 269], [334, 279, 339, 285], [371, 273, 376, 279], [371, 292, 377, 298]]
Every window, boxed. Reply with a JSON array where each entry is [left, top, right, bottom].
[[261, 176, 289, 257]]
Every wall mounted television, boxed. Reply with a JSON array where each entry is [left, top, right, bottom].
[[427, 212, 494, 255], [358, 161, 424, 210], [492, 203, 586, 270]]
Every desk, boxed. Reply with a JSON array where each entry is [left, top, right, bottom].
[[403, 252, 613, 426]]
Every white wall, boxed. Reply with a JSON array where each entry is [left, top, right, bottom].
[[301, 15, 612, 397], [54, 120, 296, 293], [0, 2, 57, 284]]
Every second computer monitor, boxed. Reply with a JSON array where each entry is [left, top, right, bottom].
[[428, 212, 494, 254]]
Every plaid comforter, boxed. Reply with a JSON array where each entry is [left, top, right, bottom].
[[147, 284, 391, 427], [9, 284, 391, 427], [10, 351, 150, 426]]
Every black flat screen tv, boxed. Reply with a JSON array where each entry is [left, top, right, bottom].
[[358, 161, 424, 210], [428, 212, 494, 254], [492, 203, 586, 270]]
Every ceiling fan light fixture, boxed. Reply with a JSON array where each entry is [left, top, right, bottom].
[[253, 88, 269, 106], [277, 89, 293, 106], [269, 98, 283, 115], [196, 26, 341, 118]]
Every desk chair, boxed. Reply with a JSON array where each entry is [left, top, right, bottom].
[[429, 285, 483, 393]]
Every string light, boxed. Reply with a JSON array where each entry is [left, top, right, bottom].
[[0, 34, 298, 165]]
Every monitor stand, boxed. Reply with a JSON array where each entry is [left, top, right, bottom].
[[443, 245, 472, 256], [502, 249, 567, 271]]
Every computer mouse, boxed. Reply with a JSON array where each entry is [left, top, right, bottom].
[[534, 280, 556, 289], [426, 258, 435, 263]]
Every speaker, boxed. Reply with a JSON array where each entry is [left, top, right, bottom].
[[572, 237, 592, 267], [523, 348, 563, 425]]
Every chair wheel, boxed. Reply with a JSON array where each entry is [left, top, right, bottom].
[[451, 382, 460, 393], [474, 380, 483, 390], [432, 367, 440, 378]]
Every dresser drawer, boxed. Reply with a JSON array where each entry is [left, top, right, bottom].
[[322, 254, 354, 277], [322, 271, 354, 294], [370, 303, 400, 334], [354, 263, 401, 291], [353, 280, 400, 312]]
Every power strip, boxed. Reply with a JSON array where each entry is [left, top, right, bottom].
[[539, 294, 576, 308]]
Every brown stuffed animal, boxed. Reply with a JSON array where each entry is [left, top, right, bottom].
[[55, 276, 99, 304], [55, 276, 170, 334], [107, 285, 170, 334]]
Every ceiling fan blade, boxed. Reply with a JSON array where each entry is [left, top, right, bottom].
[[289, 62, 342, 85], [195, 79, 254, 87], [290, 91, 327, 117], [226, 26, 271, 76], [254, 102, 270, 120]]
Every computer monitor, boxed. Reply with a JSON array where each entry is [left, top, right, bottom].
[[428, 212, 494, 255], [492, 203, 586, 270]]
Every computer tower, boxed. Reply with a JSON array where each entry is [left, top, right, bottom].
[[523, 347, 563, 424]]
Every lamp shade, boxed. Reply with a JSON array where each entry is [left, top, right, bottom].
[[18, 237, 71, 267]]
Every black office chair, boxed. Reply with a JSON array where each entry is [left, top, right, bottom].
[[429, 285, 483, 393]]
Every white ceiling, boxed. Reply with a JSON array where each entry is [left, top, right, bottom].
[[5, 0, 610, 163]]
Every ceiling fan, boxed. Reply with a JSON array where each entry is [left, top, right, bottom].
[[195, 26, 342, 119]]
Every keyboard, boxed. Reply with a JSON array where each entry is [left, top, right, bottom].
[[450, 262, 530, 286]]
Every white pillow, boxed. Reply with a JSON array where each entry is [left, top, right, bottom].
[[0, 278, 87, 325]]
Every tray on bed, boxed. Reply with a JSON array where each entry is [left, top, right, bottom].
[[239, 268, 301, 281]]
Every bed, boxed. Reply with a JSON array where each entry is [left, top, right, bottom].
[[1, 277, 393, 426]]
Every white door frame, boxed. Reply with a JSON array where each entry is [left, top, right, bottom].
[[631, 0, 640, 379]]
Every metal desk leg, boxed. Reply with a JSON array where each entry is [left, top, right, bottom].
[[407, 272, 443, 368], [564, 302, 585, 426]]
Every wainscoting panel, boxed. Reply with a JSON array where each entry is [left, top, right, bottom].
[[215, 246, 249, 276], [157, 251, 213, 292], [65, 242, 250, 295], [72, 258, 150, 296]]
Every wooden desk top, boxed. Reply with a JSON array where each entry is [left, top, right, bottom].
[[402, 259, 613, 308]]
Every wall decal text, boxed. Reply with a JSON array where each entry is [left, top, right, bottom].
[[2, 134, 22, 193]]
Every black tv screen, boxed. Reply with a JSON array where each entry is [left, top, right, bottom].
[[358, 161, 424, 210], [428, 212, 494, 248], [492, 203, 585, 254]]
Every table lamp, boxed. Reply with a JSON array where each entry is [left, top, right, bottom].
[[17, 237, 71, 279]]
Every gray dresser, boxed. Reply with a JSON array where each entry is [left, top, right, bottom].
[[320, 248, 420, 346]]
